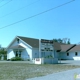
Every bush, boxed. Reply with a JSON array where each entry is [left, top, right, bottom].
[[27, 59, 30, 61], [11, 57, 23, 61], [45, 55, 53, 58]]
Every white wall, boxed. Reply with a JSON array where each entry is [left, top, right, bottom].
[[7, 49, 15, 59], [21, 49, 30, 60], [70, 51, 80, 60], [32, 48, 39, 59], [58, 51, 80, 60], [7, 38, 32, 60], [19, 42, 32, 60], [54, 50, 58, 58], [9, 38, 31, 49]]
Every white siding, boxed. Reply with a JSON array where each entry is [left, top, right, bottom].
[[7, 38, 32, 60], [70, 51, 80, 60], [54, 51, 58, 58], [7, 49, 15, 59], [10, 38, 31, 49], [21, 49, 32, 60], [32, 48, 39, 58], [10, 39, 18, 47], [58, 51, 80, 60]]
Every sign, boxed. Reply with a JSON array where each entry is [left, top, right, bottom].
[[41, 39, 53, 43], [36, 58, 40, 61]]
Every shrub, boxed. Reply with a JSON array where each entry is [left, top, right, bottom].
[[27, 59, 30, 61], [11, 57, 23, 61], [45, 55, 53, 58]]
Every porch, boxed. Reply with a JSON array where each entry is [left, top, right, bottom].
[[10, 45, 26, 59]]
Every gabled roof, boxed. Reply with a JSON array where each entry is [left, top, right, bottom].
[[17, 36, 39, 48], [8, 36, 77, 51], [53, 42, 76, 52], [53, 42, 62, 50], [68, 45, 80, 52], [60, 44, 75, 52]]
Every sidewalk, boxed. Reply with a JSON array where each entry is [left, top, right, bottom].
[[27, 68, 80, 80]]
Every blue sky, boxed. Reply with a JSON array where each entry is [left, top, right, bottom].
[[0, 0, 80, 47]]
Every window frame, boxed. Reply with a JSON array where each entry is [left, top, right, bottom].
[[67, 52, 69, 56], [75, 52, 78, 56], [17, 39, 19, 43]]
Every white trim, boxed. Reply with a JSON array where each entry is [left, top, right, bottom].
[[17, 36, 32, 48], [7, 36, 32, 49]]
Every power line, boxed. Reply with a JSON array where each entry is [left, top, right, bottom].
[[0, 0, 12, 8], [0, 0, 40, 19], [0, 0, 75, 30]]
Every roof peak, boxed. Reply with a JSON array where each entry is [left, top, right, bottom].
[[17, 36, 39, 40]]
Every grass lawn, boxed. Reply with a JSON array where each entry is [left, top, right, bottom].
[[0, 62, 80, 80]]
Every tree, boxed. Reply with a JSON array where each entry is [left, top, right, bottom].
[[53, 39, 58, 42], [67, 40, 71, 44], [57, 38, 63, 43], [0, 48, 7, 60], [53, 38, 71, 44], [53, 38, 63, 43], [66, 38, 71, 44]]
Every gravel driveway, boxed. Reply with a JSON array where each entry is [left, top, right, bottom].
[[27, 68, 80, 80]]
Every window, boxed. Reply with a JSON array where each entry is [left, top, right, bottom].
[[19, 51, 22, 57], [45, 48, 47, 50], [17, 39, 19, 43], [19, 53, 21, 57], [16, 51, 18, 57], [41, 49, 44, 51], [75, 52, 78, 56], [67, 52, 69, 56]]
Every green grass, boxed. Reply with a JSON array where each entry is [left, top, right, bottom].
[[0, 62, 80, 80]]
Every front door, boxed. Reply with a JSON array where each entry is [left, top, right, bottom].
[[15, 50, 22, 57]]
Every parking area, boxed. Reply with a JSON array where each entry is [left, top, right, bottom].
[[58, 60, 80, 65], [0, 60, 80, 65]]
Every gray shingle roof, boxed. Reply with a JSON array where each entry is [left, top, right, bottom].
[[53, 42, 76, 52], [53, 42, 67, 51], [17, 36, 39, 48], [60, 45, 75, 52], [16, 36, 77, 52], [68, 45, 80, 52]]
